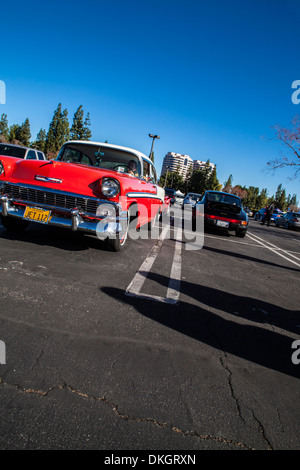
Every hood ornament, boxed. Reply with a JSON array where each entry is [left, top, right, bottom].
[[35, 175, 62, 183]]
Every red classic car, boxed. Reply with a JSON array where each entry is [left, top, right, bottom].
[[0, 140, 167, 250]]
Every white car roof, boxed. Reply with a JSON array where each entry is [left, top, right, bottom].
[[65, 140, 152, 163]]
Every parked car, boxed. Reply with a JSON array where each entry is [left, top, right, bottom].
[[0, 143, 46, 161], [0, 140, 166, 251], [244, 207, 253, 217], [275, 211, 300, 230], [182, 192, 202, 210], [254, 208, 266, 221], [164, 188, 176, 205], [194, 190, 248, 237], [270, 209, 283, 224]]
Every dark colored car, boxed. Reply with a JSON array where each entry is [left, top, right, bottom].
[[275, 211, 300, 230], [164, 188, 176, 205], [194, 190, 248, 237], [254, 208, 266, 221]]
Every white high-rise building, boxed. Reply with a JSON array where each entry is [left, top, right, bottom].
[[161, 152, 193, 180], [161, 153, 215, 181], [193, 160, 215, 173]]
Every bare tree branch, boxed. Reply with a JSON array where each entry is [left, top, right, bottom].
[[267, 115, 300, 179]]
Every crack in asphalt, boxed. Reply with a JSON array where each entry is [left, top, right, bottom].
[[0, 378, 255, 450], [219, 355, 246, 425], [218, 355, 273, 450]]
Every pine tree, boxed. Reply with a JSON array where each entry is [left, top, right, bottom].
[[187, 169, 207, 194], [33, 128, 47, 152], [45, 104, 70, 155], [16, 118, 31, 146], [84, 112, 92, 140], [257, 188, 268, 208], [274, 184, 287, 210], [70, 106, 92, 140], [0, 113, 9, 140], [207, 166, 221, 191], [8, 124, 20, 143], [223, 174, 233, 193]]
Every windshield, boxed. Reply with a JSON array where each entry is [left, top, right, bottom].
[[165, 189, 176, 196], [57, 143, 141, 177], [187, 193, 201, 201], [206, 192, 241, 206], [0, 144, 26, 158]]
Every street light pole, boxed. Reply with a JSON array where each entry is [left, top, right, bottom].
[[164, 166, 170, 189], [148, 133, 160, 161]]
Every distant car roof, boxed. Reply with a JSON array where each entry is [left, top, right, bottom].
[[0, 143, 42, 151], [65, 140, 152, 163], [206, 190, 240, 198]]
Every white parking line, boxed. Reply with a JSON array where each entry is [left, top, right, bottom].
[[126, 224, 182, 304], [166, 227, 182, 303], [247, 232, 300, 268], [248, 231, 300, 261]]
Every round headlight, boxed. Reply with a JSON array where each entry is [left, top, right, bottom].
[[0, 160, 4, 176], [101, 178, 120, 197]]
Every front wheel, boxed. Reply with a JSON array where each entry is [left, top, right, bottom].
[[104, 214, 129, 252], [1, 216, 30, 232]]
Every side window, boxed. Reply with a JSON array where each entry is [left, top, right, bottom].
[[149, 163, 157, 183], [143, 159, 150, 180], [61, 148, 81, 163], [26, 150, 37, 160], [80, 154, 92, 165], [37, 152, 45, 160]]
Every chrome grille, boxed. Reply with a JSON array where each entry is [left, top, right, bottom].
[[3, 183, 99, 214]]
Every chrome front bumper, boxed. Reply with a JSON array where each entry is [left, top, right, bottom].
[[0, 192, 127, 238]]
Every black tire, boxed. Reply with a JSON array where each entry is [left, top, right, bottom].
[[1, 216, 30, 232], [147, 209, 160, 231], [104, 213, 129, 252], [236, 229, 247, 238]]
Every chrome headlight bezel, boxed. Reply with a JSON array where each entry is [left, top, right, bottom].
[[101, 178, 120, 198], [96, 203, 117, 218]]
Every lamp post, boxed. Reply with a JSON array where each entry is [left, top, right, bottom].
[[148, 133, 160, 161], [163, 165, 170, 189]]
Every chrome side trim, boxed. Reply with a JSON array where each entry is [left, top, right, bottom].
[[35, 175, 62, 183], [126, 192, 163, 202]]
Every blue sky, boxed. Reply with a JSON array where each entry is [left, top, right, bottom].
[[1, 0, 299, 200]]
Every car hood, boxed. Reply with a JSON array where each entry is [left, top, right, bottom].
[[4, 159, 124, 197], [206, 201, 242, 215]]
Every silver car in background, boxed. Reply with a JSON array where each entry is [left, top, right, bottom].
[[182, 192, 202, 210], [275, 211, 300, 230]]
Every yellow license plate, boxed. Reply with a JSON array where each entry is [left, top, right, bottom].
[[24, 206, 51, 224]]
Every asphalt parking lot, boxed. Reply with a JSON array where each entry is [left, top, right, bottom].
[[0, 208, 299, 450]]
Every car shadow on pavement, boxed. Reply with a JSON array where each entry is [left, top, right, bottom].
[[202, 245, 300, 273], [0, 224, 109, 252], [101, 278, 300, 379]]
